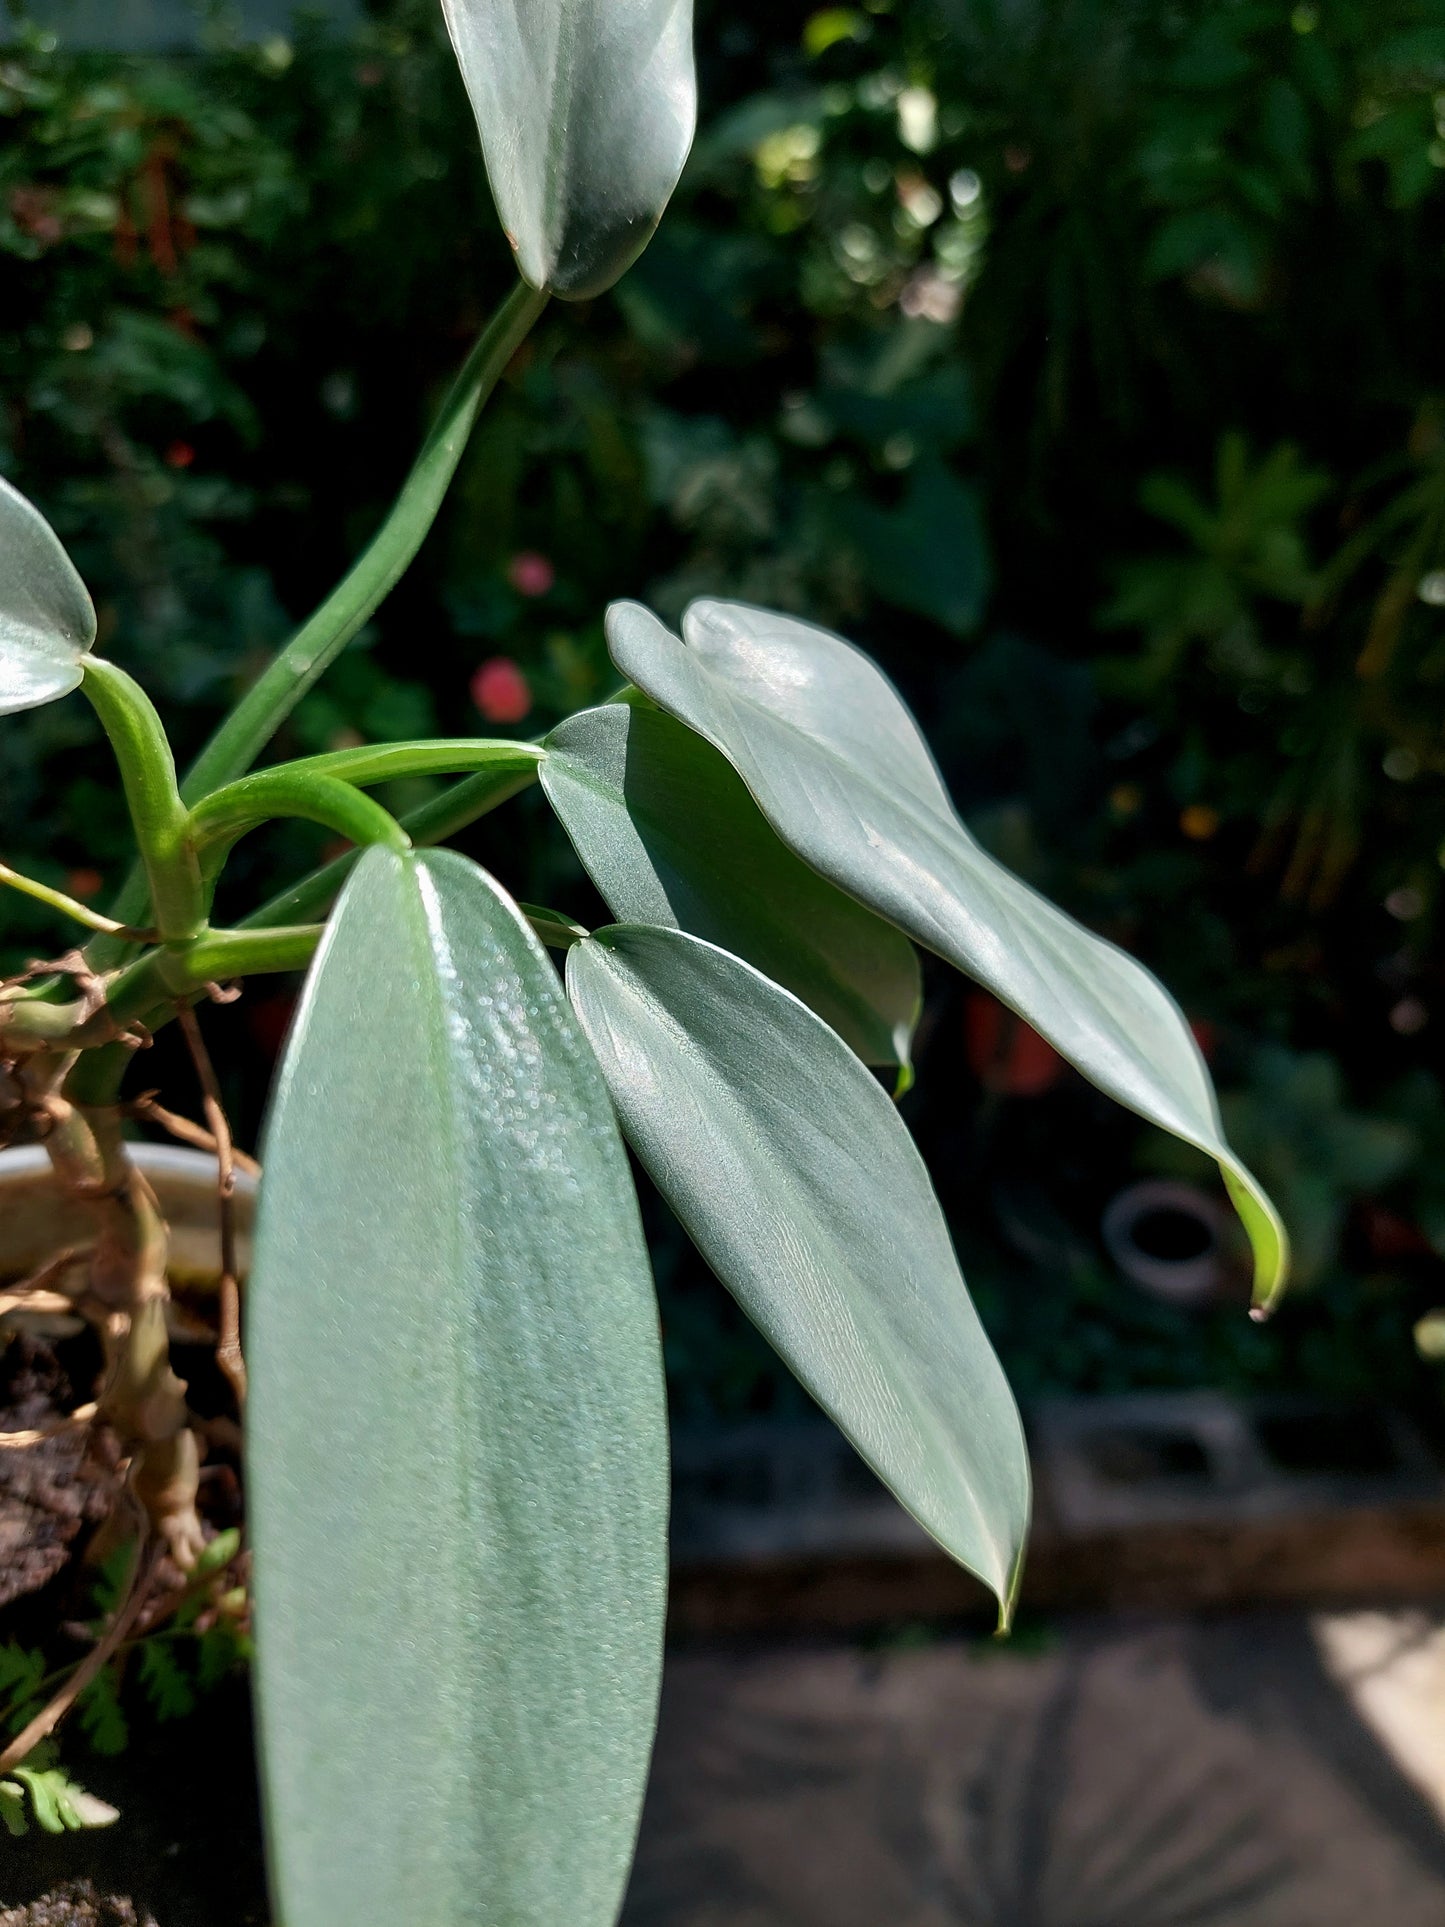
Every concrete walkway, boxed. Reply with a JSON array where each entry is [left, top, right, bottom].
[[626, 1612, 1445, 1926]]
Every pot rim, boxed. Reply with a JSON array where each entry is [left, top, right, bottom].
[[0, 1140, 258, 1199]]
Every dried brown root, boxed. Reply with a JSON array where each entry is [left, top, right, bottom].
[[124, 1092, 260, 1178], [39, 1086, 208, 1572], [176, 1005, 247, 1409], [0, 1403, 98, 1449]]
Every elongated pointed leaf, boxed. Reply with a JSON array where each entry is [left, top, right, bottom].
[[0, 475, 95, 715], [248, 846, 667, 1927], [568, 924, 1030, 1616], [608, 598, 1289, 1311], [441, 0, 696, 299], [541, 700, 921, 1073]]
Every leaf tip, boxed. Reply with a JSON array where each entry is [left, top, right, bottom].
[[995, 1544, 1026, 1636]]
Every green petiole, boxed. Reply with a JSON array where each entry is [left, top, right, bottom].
[[188, 769, 411, 870], [80, 660, 203, 943], [179, 280, 548, 803], [0, 862, 155, 941], [94, 279, 548, 951], [237, 754, 544, 931], [260, 738, 544, 791]]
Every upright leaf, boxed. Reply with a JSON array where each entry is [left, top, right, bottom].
[[568, 924, 1030, 1618], [0, 475, 96, 715], [247, 846, 667, 1927], [440, 0, 697, 299], [541, 700, 921, 1072], [607, 597, 1289, 1311]]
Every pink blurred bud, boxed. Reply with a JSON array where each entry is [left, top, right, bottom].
[[506, 550, 555, 597], [471, 656, 532, 724]]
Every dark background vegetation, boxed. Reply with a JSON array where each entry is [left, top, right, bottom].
[[4, 0, 1445, 1420]]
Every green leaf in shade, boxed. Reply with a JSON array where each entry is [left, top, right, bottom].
[[606, 597, 1289, 1312], [440, 0, 696, 299], [0, 475, 96, 715], [832, 459, 990, 636], [541, 700, 921, 1074], [567, 924, 1030, 1619], [247, 846, 667, 1927]]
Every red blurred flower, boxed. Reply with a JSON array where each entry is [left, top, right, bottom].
[[164, 440, 195, 469], [10, 184, 62, 245], [964, 992, 1064, 1097], [471, 656, 532, 724], [506, 551, 555, 597]]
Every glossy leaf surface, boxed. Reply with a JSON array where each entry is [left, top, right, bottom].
[[568, 924, 1030, 1615], [248, 847, 667, 1927], [541, 700, 921, 1071], [607, 597, 1289, 1311], [0, 475, 96, 715], [440, 0, 696, 298]]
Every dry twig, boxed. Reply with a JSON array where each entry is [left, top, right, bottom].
[[126, 1093, 260, 1179], [175, 1006, 247, 1407], [0, 1533, 162, 1775], [0, 1246, 89, 1300], [0, 1403, 98, 1449]]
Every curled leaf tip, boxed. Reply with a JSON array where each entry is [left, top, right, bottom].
[[442, 0, 696, 299]]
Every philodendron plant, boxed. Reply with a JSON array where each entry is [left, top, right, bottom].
[[0, 2, 1288, 1922]]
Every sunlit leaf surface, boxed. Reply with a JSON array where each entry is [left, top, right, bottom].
[[248, 847, 667, 1927], [607, 597, 1288, 1310], [441, 0, 696, 298], [570, 923, 1030, 1617], [542, 699, 920, 1072]]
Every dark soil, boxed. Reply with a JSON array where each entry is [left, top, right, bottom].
[[0, 1338, 117, 1609], [2, 1311, 259, 1926], [0, 1880, 158, 1926], [0, 1683, 269, 1926]]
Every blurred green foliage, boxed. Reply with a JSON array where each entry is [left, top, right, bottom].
[[0, 1528, 247, 1832], [4, 0, 1445, 1411]]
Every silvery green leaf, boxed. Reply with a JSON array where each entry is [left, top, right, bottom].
[[440, 0, 696, 299], [569, 924, 1030, 1618], [248, 846, 667, 1927], [541, 699, 921, 1073], [607, 596, 1289, 1311], [0, 475, 96, 715]]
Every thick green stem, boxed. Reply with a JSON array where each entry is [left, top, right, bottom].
[[178, 924, 324, 985], [80, 660, 202, 942], [3, 906, 332, 1065], [0, 990, 100, 1047], [58, 926, 325, 1108]]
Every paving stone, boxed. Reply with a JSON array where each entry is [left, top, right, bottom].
[[627, 1614, 1445, 1925]]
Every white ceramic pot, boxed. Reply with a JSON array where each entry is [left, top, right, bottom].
[[0, 1141, 256, 1299]]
